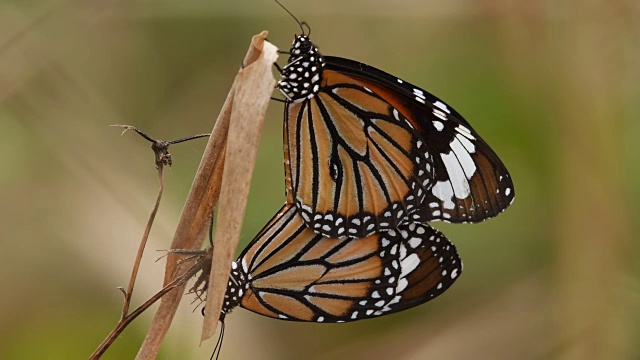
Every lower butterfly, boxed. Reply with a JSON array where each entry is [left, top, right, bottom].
[[218, 204, 462, 323]]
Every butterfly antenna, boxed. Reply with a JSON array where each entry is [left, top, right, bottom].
[[210, 321, 225, 360], [301, 21, 311, 36], [274, 0, 305, 35]]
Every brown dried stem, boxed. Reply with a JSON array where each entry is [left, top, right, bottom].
[[89, 169, 164, 359], [135, 32, 278, 359], [200, 31, 279, 343], [90, 126, 209, 359], [122, 167, 164, 318], [90, 250, 212, 359]]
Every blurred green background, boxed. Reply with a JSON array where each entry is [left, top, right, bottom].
[[1, 0, 638, 359]]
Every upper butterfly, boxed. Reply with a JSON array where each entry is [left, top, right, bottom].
[[278, 33, 515, 239]]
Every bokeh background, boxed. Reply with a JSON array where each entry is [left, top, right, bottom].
[[1, 0, 638, 359]]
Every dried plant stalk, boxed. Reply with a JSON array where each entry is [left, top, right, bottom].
[[201, 32, 279, 341], [135, 31, 278, 359]]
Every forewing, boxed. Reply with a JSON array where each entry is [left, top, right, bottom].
[[324, 56, 515, 224], [284, 72, 435, 239]]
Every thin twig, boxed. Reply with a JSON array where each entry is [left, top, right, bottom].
[[90, 250, 212, 359], [111, 124, 209, 169], [122, 167, 164, 318], [90, 126, 208, 358]]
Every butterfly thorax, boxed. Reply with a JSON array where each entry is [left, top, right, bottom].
[[277, 35, 326, 102], [220, 260, 249, 320]]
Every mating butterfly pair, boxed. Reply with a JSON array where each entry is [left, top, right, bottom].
[[216, 28, 514, 323]]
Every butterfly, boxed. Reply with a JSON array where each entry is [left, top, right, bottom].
[[277, 27, 515, 239], [219, 204, 461, 323]]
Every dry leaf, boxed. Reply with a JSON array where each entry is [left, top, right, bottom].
[[135, 31, 278, 359]]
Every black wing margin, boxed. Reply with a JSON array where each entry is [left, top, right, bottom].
[[324, 56, 515, 223]]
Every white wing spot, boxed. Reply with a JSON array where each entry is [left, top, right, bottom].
[[400, 253, 420, 278], [440, 151, 471, 199], [409, 237, 422, 248], [431, 181, 456, 210], [397, 278, 408, 292], [434, 101, 451, 113], [450, 137, 477, 180], [455, 125, 475, 140], [433, 109, 447, 121], [456, 133, 476, 153], [451, 269, 459, 279]]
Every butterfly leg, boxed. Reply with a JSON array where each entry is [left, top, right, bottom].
[[273, 62, 283, 74]]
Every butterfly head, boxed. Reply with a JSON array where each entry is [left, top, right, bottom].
[[277, 35, 326, 102]]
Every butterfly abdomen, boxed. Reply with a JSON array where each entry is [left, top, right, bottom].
[[220, 261, 248, 320]]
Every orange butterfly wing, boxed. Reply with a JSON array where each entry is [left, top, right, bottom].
[[221, 204, 462, 323], [323, 56, 515, 224], [284, 71, 435, 239]]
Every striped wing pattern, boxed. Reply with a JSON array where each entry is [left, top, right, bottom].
[[323, 56, 515, 224], [214, 34, 515, 327], [284, 73, 435, 239], [221, 205, 461, 323]]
